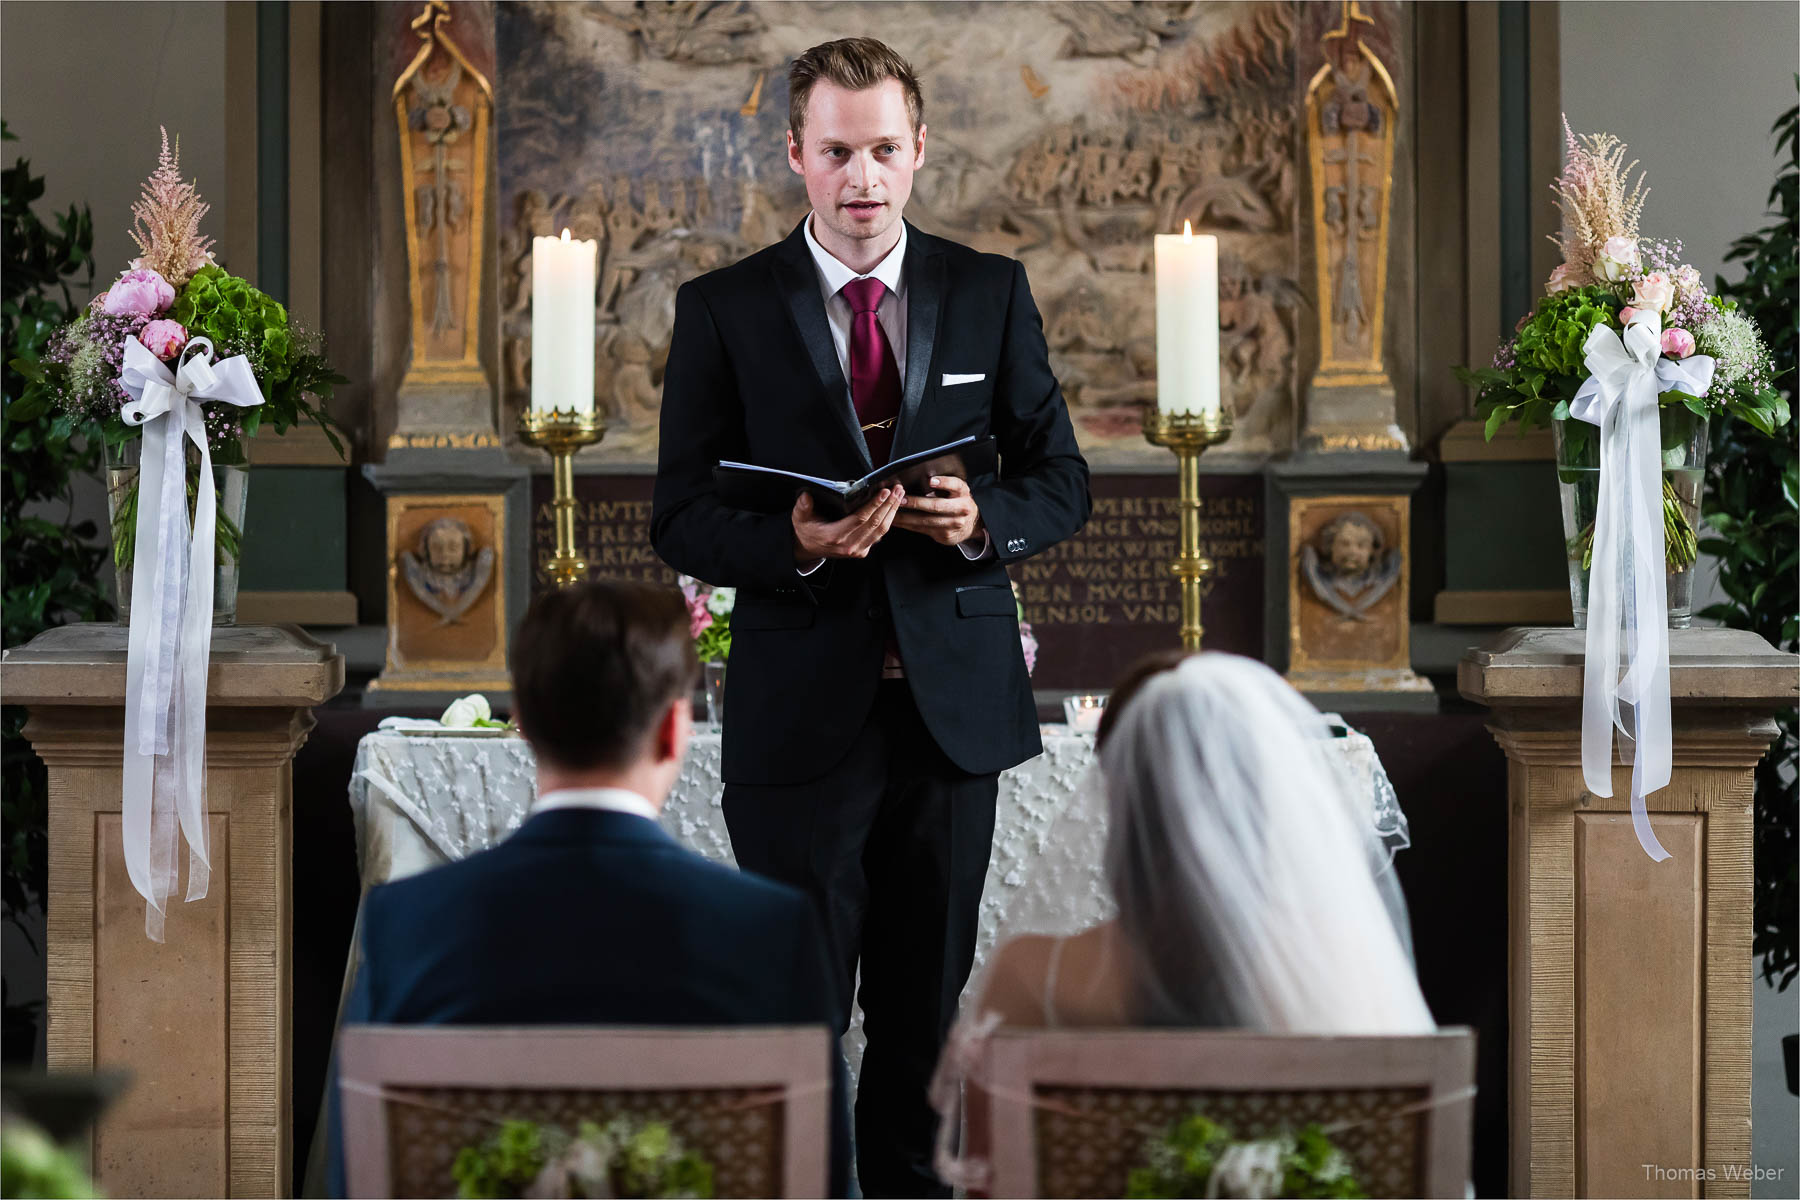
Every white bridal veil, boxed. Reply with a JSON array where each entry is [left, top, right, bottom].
[[933, 654, 1435, 1187]]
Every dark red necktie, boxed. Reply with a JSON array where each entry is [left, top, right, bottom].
[[841, 277, 901, 466]]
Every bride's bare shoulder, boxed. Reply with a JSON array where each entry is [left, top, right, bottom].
[[980, 924, 1123, 1028], [979, 934, 1057, 1027]]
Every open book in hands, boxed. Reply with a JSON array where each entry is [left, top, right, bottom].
[[714, 435, 997, 519]]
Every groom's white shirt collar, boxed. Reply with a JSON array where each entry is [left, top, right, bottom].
[[533, 787, 658, 822], [803, 212, 907, 301]]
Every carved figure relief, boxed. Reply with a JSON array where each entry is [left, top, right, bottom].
[[394, 0, 492, 389], [1306, 1, 1398, 374], [593, 1, 767, 65], [1051, 1, 1199, 64], [1299, 511, 1399, 621], [499, 0, 1328, 463], [401, 517, 497, 626]]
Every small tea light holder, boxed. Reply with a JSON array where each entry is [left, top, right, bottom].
[[1063, 694, 1107, 734]]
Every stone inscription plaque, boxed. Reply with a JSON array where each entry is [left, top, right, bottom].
[[1017, 474, 1265, 689], [532, 473, 1265, 689]]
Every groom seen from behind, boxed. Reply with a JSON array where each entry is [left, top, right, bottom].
[[651, 36, 1092, 1196], [328, 582, 848, 1197]]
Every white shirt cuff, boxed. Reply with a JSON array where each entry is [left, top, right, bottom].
[[797, 557, 826, 576], [957, 530, 994, 561]]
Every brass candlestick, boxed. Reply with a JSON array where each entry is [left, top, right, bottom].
[[1142, 406, 1234, 651], [518, 408, 606, 587]]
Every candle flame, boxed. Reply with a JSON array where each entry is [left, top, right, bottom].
[[1182, 220, 1193, 240], [560, 228, 571, 242]]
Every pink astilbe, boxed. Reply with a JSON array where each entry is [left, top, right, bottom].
[[1549, 116, 1649, 286], [129, 127, 216, 288]]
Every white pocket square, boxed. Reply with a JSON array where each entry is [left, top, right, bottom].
[[942, 373, 986, 386]]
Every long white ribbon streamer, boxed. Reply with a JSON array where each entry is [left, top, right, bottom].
[[118, 336, 264, 940], [1569, 312, 1714, 861]]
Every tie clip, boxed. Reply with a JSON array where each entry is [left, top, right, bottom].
[[860, 417, 897, 432]]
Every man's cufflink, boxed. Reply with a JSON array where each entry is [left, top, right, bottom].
[[1006, 536, 1027, 554]]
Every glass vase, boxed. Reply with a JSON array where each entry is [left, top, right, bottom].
[[104, 437, 251, 626], [1552, 407, 1708, 630], [703, 660, 727, 726]]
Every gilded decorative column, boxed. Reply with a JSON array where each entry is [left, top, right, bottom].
[[367, 1, 529, 705], [1301, 0, 1407, 454], [390, 0, 496, 446], [1269, 1, 1428, 705]]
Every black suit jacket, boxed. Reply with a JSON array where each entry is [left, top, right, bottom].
[[327, 808, 849, 1196], [651, 220, 1092, 786]]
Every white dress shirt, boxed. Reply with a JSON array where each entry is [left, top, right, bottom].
[[798, 213, 992, 576], [531, 786, 659, 821], [803, 212, 909, 390]]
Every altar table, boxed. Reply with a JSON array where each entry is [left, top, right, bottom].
[[347, 721, 1410, 995]]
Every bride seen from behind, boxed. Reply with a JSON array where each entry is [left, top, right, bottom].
[[932, 651, 1435, 1185], [977, 651, 1432, 1034]]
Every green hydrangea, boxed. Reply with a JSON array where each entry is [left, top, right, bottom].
[[1513, 287, 1620, 377]]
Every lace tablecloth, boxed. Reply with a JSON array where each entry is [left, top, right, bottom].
[[347, 719, 1407, 1013]]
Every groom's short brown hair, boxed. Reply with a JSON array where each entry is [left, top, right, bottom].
[[511, 580, 698, 771], [788, 37, 924, 145]]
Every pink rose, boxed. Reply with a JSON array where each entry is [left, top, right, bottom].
[[689, 601, 713, 639], [139, 319, 188, 360], [1545, 263, 1580, 294], [1673, 264, 1702, 294], [1661, 327, 1696, 359], [1631, 272, 1675, 313], [102, 268, 175, 316], [1619, 306, 1643, 326]]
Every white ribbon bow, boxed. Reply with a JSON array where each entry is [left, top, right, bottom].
[[117, 336, 264, 940], [1569, 312, 1714, 862]]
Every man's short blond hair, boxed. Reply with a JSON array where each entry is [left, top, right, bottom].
[[788, 37, 924, 145]]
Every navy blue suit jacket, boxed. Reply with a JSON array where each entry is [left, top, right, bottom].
[[327, 807, 849, 1195]]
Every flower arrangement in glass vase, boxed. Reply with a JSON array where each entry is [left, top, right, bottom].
[[9, 128, 345, 623], [1455, 120, 1788, 627]]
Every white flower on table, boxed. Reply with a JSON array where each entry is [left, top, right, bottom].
[[440, 693, 492, 728], [705, 587, 736, 618]]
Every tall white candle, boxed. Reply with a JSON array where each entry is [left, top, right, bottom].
[[530, 228, 598, 414], [1153, 222, 1220, 415]]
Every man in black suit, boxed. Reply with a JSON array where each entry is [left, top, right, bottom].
[[650, 37, 1092, 1196], [329, 582, 848, 1197]]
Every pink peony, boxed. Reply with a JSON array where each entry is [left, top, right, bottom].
[[102, 268, 175, 316], [1661, 327, 1696, 359], [1631, 272, 1675, 313], [139, 319, 188, 360], [1545, 263, 1580, 294]]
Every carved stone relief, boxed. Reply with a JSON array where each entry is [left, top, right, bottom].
[[401, 516, 497, 626], [498, 1, 1314, 464], [1299, 510, 1398, 622], [394, 0, 492, 397]]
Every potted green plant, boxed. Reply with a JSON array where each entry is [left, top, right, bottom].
[[1, 122, 112, 1060], [1707, 87, 1798, 1094]]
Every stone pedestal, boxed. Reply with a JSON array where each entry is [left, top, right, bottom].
[[0, 624, 344, 1198], [1459, 627, 1798, 1198], [1268, 452, 1434, 709]]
